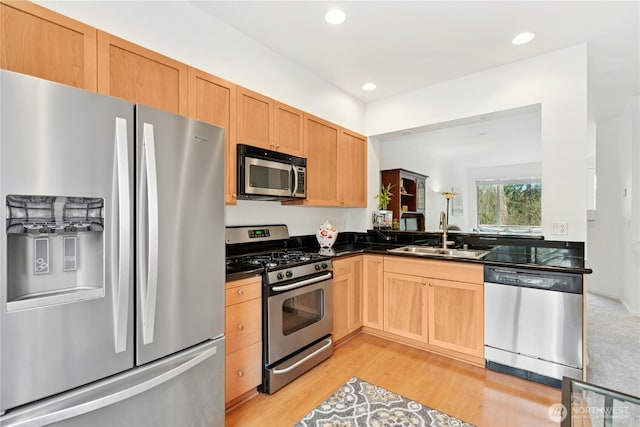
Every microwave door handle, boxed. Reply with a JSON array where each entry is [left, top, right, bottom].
[[291, 162, 298, 198]]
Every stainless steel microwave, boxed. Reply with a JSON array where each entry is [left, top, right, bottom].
[[237, 144, 306, 201]]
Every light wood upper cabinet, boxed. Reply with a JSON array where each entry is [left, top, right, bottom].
[[332, 256, 363, 342], [285, 114, 367, 207], [0, 1, 97, 90], [338, 128, 368, 207], [297, 113, 341, 206], [236, 87, 304, 157], [273, 101, 304, 156], [97, 31, 188, 115], [236, 86, 273, 149], [187, 67, 237, 205], [427, 277, 484, 357], [362, 255, 384, 330]]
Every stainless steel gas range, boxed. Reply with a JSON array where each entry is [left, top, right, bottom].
[[225, 225, 333, 394]]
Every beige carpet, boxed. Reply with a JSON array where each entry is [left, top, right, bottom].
[[585, 293, 640, 426]]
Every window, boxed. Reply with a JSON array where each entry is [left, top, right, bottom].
[[476, 178, 541, 233]]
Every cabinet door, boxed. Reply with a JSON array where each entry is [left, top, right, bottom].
[[225, 298, 262, 354], [225, 341, 261, 403], [383, 272, 428, 342], [97, 31, 188, 115], [303, 113, 340, 206], [332, 270, 352, 342], [351, 257, 363, 330], [427, 278, 484, 357], [338, 129, 367, 207], [332, 257, 363, 342], [236, 86, 273, 150], [0, 1, 97, 90], [187, 67, 237, 205], [273, 101, 304, 156], [362, 255, 384, 330]]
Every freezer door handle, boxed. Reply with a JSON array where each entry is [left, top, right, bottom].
[[0, 344, 220, 426], [113, 117, 131, 353], [139, 123, 160, 345]]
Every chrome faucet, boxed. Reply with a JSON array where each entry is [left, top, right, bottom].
[[439, 211, 449, 249]]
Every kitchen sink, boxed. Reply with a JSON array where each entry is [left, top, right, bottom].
[[387, 245, 490, 260]]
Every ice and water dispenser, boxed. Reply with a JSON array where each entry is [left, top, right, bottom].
[[6, 195, 105, 311]]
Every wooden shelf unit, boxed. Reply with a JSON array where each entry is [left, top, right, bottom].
[[380, 169, 428, 231]]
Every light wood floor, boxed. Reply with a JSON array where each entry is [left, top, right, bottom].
[[225, 333, 561, 426]]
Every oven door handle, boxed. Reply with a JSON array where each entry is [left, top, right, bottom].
[[271, 272, 332, 292], [272, 338, 333, 375]]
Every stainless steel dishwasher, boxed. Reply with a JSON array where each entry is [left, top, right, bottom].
[[484, 266, 583, 388]]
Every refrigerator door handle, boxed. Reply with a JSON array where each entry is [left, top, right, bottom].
[[2, 344, 220, 426], [113, 117, 131, 353], [139, 123, 160, 345]]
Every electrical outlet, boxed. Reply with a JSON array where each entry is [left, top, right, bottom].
[[552, 222, 568, 235]]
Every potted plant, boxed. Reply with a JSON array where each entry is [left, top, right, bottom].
[[373, 183, 394, 228]]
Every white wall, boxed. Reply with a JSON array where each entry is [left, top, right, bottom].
[[586, 98, 640, 311], [366, 45, 588, 242], [618, 97, 639, 314], [36, 0, 368, 236]]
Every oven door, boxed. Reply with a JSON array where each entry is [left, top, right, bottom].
[[266, 272, 332, 365]]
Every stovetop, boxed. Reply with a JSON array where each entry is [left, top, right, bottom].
[[230, 250, 328, 269], [227, 250, 332, 285], [226, 225, 334, 283]]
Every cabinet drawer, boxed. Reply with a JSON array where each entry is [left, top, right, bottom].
[[225, 341, 262, 403], [384, 256, 483, 284], [226, 298, 262, 354], [332, 256, 356, 277], [225, 280, 261, 306]]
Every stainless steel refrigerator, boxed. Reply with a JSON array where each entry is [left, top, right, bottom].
[[0, 70, 225, 426]]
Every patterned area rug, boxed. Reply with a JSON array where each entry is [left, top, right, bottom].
[[293, 377, 475, 427]]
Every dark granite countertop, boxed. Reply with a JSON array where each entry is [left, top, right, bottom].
[[225, 230, 592, 281], [326, 242, 591, 274], [318, 231, 592, 274]]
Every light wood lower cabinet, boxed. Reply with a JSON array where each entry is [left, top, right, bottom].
[[427, 277, 484, 357], [362, 255, 384, 330], [225, 341, 262, 404], [332, 256, 363, 342], [379, 256, 484, 363], [225, 276, 262, 405], [383, 271, 428, 341]]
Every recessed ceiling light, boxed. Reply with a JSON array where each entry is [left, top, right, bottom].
[[512, 32, 535, 45], [362, 82, 377, 91], [325, 9, 346, 25]]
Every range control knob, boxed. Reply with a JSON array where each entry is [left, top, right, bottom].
[[314, 264, 321, 271], [321, 263, 328, 270], [286, 270, 293, 278], [277, 272, 284, 280]]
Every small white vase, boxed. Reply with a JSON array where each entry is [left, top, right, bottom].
[[316, 220, 338, 248]]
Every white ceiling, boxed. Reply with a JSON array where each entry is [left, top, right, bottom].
[[193, 1, 639, 123]]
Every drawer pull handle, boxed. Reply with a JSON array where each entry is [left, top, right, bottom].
[[237, 370, 244, 377], [237, 289, 244, 295], [237, 324, 244, 331], [428, 282, 433, 287]]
